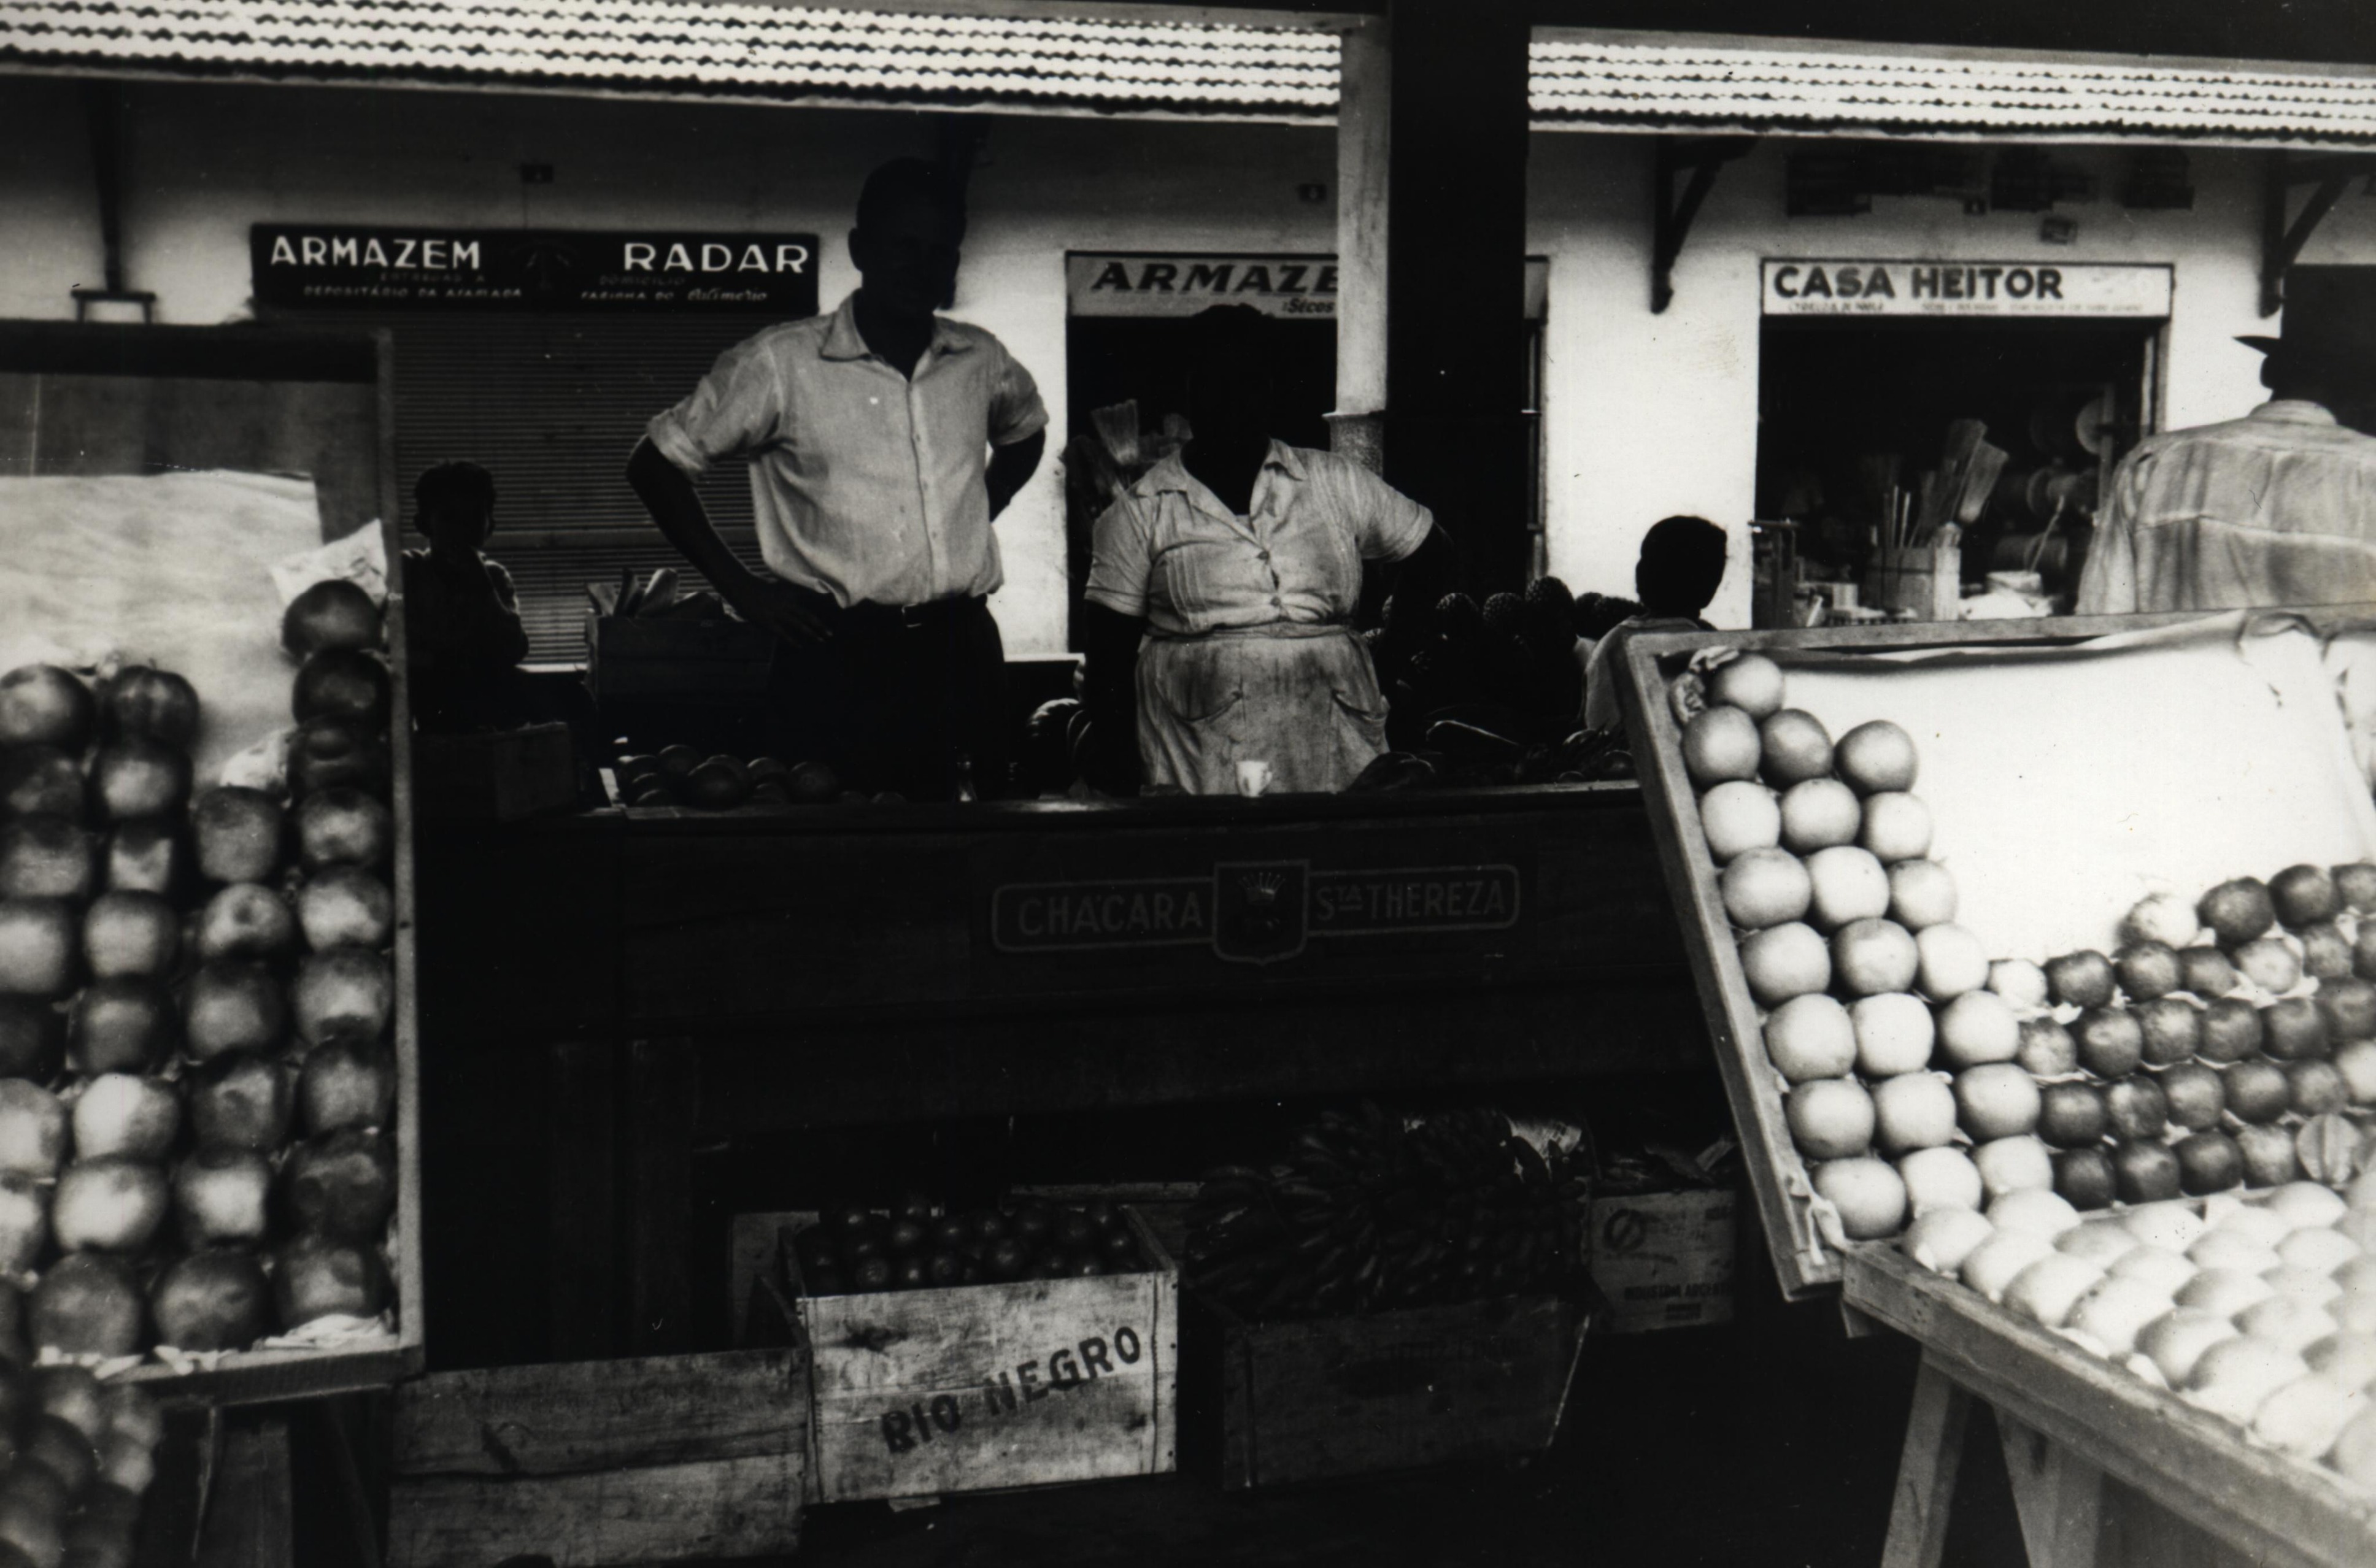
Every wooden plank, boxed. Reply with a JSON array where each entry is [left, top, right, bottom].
[[1845, 1242, 2376, 1568], [395, 1350, 808, 1477], [381, 324, 428, 1379], [794, 1211, 1178, 1502], [627, 1038, 698, 1356], [195, 1413, 293, 1568], [1615, 634, 1830, 1299], [1214, 1292, 1583, 1490], [389, 1453, 802, 1568], [1880, 1356, 1970, 1568], [1997, 1411, 2104, 1568], [547, 1040, 620, 1359], [2097, 1474, 2258, 1568]]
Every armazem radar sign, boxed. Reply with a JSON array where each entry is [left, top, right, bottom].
[[252, 225, 819, 314], [1761, 260, 2173, 318]]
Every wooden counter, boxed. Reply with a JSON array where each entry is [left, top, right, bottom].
[[414, 782, 1703, 1363]]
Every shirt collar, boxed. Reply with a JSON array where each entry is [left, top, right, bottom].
[[818, 290, 975, 364], [1143, 439, 1306, 498], [2250, 399, 2339, 426]]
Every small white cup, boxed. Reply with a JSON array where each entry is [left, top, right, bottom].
[[1236, 759, 1273, 797]]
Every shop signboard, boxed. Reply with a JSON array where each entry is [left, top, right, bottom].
[[252, 225, 819, 313], [1761, 259, 2172, 318], [1069, 253, 1551, 320], [1068, 252, 1341, 318]]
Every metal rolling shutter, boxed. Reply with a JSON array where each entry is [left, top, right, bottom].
[[304, 313, 774, 663]]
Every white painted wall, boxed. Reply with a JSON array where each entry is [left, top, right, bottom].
[[10, 72, 2376, 643], [1527, 134, 2286, 627], [1, 76, 1333, 657]]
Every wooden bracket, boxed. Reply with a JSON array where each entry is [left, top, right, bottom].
[[1653, 136, 1756, 314], [2261, 150, 2376, 317]]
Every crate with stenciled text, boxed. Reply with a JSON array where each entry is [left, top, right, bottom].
[[736, 1210, 1178, 1503], [1183, 1287, 1591, 1489]]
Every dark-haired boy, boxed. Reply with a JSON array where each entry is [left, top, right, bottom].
[[1580, 515, 1729, 731], [403, 460, 530, 730]]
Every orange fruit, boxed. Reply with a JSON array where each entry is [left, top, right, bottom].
[[1835, 720, 1918, 794], [1698, 780, 1780, 862], [1721, 848, 1810, 930], [1740, 922, 1829, 1006], [1708, 654, 1785, 718], [1759, 710, 1834, 787], [1681, 706, 1761, 787]]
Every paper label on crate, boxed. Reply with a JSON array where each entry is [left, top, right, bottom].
[[1591, 1192, 1737, 1334], [1761, 259, 2172, 317]]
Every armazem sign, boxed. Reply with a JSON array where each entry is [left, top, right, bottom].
[[252, 225, 819, 313], [1068, 253, 1340, 318], [1761, 260, 2173, 318]]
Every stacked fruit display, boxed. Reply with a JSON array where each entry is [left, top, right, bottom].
[[1676, 651, 1995, 1244], [0, 1364, 163, 1568], [2012, 867, 2376, 1210], [0, 575, 399, 1367], [1184, 1105, 1590, 1322], [1905, 1176, 2376, 1485], [793, 1195, 1146, 1296]]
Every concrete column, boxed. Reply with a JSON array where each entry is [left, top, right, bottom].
[[1329, 18, 1390, 475], [1382, 0, 1532, 591]]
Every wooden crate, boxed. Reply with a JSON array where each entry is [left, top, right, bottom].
[[738, 1211, 1178, 1503], [414, 721, 577, 821], [1187, 1289, 1589, 1490], [587, 612, 774, 703], [387, 1350, 809, 1568], [0, 321, 423, 1404], [1613, 608, 2376, 1302], [1846, 1242, 2376, 1567]]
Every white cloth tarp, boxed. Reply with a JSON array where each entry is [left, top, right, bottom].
[[0, 471, 327, 784], [1765, 613, 2376, 963]]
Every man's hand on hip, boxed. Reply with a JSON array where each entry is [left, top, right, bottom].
[[731, 577, 837, 645]]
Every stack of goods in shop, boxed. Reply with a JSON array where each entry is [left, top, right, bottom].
[[612, 745, 934, 810], [791, 1194, 1146, 1296], [1184, 1104, 1591, 1320], [1667, 642, 2376, 1489], [0, 574, 399, 1371], [1349, 577, 1637, 792]]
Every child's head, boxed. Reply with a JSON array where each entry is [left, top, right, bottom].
[[1634, 515, 1727, 617], [415, 462, 496, 555]]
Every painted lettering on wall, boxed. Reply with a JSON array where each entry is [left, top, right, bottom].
[[989, 863, 1522, 961], [252, 225, 819, 315], [1761, 259, 2172, 318], [1066, 253, 1338, 318]]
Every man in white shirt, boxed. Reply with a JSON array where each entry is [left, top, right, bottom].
[[2077, 332, 2376, 616], [628, 159, 1047, 797]]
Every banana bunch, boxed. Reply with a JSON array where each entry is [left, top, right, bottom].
[[1187, 1104, 1591, 1322]]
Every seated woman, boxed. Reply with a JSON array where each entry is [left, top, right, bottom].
[[1079, 306, 1450, 795]]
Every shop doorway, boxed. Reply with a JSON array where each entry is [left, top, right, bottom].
[[1754, 317, 2160, 619]]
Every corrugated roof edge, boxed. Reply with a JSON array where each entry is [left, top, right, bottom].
[[0, 50, 1342, 125]]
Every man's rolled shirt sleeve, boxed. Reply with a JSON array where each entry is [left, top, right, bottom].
[[987, 340, 1051, 448], [1084, 495, 1154, 619], [646, 338, 785, 477]]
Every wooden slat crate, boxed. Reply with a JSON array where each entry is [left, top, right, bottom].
[[587, 612, 774, 703], [739, 1211, 1179, 1503], [387, 1350, 811, 1568], [413, 721, 577, 821], [1187, 1289, 1590, 1490], [0, 321, 425, 1405]]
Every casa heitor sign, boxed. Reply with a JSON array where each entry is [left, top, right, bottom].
[[252, 225, 819, 314], [1761, 259, 2173, 318]]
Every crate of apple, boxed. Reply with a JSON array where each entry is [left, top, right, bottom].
[[0, 577, 404, 1369], [2002, 864, 2376, 1215], [0, 1362, 166, 1567], [793, 1196, 1146, 1297]]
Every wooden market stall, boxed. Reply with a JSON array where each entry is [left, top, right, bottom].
[[1616, 608, 2376, 1567], [0, 319, 424, 1561]]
